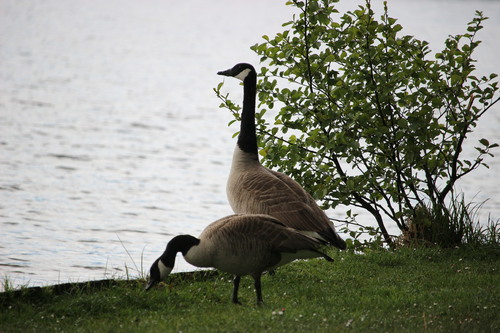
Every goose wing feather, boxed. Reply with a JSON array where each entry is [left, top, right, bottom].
[[200, 214, 330, 270], [229, 167, 337, 240], [202, 214, 322, 252]]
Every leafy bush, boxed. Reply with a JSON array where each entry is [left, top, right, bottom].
[[216, 0, 499, 247]]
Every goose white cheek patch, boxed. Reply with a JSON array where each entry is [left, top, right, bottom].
[[159, 260, 173, 279], [235, 68, 251, 81]]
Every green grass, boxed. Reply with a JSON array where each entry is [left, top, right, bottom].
[[1, 247, 498, 332]]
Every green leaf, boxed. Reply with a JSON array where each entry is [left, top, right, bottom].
[[450, 74, 462, 85], [479, 138, 489, 146]]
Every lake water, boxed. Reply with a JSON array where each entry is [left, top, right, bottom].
[[1, 0, 499, 290]]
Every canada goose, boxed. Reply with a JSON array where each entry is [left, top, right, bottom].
[[217, 63, 347, 250], [145, 214, 333, 304]]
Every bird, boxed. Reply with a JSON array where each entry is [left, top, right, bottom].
[[217, 63, 347, 250], [145, 214, 333, 304]]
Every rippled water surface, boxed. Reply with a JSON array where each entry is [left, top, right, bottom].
[[1, 0, 499, 290]]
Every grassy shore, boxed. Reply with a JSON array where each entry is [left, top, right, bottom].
[[1, 246, 498, 332]]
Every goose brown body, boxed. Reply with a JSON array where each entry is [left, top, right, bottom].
[[189, 214, 329, 274]]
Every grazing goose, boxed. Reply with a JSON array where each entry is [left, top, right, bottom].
[[145, 214, 333, 304], [217, 63, 347, 250]]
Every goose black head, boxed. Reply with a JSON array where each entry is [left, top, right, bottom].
[[217, 63, 255, 81], [145, 257, 173, 291]]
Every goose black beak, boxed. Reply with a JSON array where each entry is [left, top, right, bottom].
[[144, 279, 158, 291], [217, 69, 232, 76]]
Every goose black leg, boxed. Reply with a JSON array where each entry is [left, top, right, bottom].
[[232, 276, 241, 304], [254, 274, 263, 305]]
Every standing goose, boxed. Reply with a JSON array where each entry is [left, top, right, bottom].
[[145, 214, 333, 304], [217, 63, 346, 250]]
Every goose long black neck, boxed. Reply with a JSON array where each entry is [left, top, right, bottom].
[[160, 235, 200, 268], [238, 72, 258, 156]]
